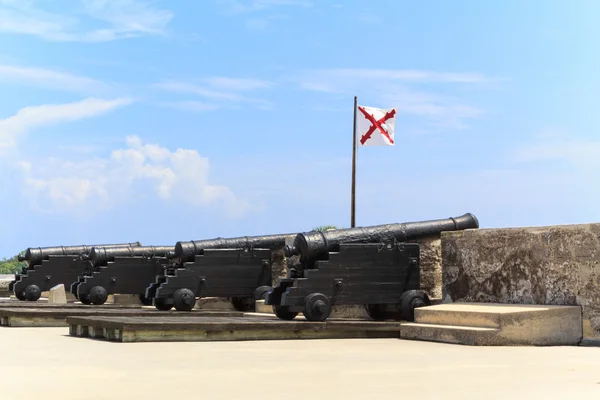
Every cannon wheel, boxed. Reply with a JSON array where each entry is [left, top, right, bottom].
[[173, 288, 196, 312], [89, 286, 108, 305], [231, 297, 255, 312], [154, 297, 173, 311], [79, 293, 92, 305], [365, 304, 389, 321], [253, 285, 272, 301], [138, 294, 153, 306], [303, 293, 332, 322], [399, 290, 430, 322], [15, 291, 26, 301], [24, 285, 41, 301], [273, 305, 299, 320]]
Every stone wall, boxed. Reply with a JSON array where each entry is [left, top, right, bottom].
[[407, 235, 442, 299], [0, 279, 11, 297], [441, 224, 600, 338]]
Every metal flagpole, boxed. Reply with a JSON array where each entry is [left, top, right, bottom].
[[351, 96, 357, 228]]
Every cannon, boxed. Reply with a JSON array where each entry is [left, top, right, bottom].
[[171, 234, 293, 263], [146, 233, 295, 312], [265, 213, 479, 322], [70, 245, 174, 306], [17, 242, 142, 268], [10, 242, 142, 302]]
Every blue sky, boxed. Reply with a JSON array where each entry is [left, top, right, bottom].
[[0, 0, 599, 258]]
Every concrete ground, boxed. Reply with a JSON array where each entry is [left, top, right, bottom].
[[3, 328, 600, 399]]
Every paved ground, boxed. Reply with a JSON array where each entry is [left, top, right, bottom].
[[3, 328, 600, 399]]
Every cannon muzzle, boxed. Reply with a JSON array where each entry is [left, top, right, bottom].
[[22, 242, 142, 267], [286, 213, 479, 263]]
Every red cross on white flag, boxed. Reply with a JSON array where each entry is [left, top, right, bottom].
[[356, 105, 397, 147]]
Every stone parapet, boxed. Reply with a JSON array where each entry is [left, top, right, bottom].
[[0, 279, 11, 298], [441, 223, 600, 339], [407, 235, 442, 299]]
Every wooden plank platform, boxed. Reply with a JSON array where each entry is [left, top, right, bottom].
[[0, 308, 242, 327], [0, 299, 142, 309], [66, 315, 402, 342]]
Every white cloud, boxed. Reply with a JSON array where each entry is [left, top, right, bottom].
[[218, 0, 312, 13], [0, 0, 173, 42], [378, 89, 484, 130], [292, 68, 495, 130], [204, 76, 273, 91], [0, 64, 110, 94], [217, 0, 310, 29], [157, 78, 274, 110], [165, 101, 221, 112], [512, 137, 600, 167], [157, 81, 241, 101], [56, 144, 101, 154], [245, 18, 270, 30], [245, 15, 288, 30], [295, 68, 493, 88], [0, 97, 133, 154], [358, 14, 382, 24], [17, 136, 251, 218], [81, 0, 172, 35]]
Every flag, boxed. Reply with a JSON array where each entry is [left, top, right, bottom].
[[356, 104, 397, 147]]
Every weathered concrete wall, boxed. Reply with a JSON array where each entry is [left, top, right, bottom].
[[270, 248, 290, 286], [408, 235, 442, 299], [441, 224, 600, 338], [0, 279, 11, 297]]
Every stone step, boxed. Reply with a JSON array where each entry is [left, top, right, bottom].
[[415, 302, 580, 328], [402, 302, 583, 346], [400, 322, 499, 346]]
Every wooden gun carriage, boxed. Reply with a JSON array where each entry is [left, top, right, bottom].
[[265, 213, 479, 322], [145, 234, 295, 312], [70, 245, 174, 305], [10, 242, 141, 302]]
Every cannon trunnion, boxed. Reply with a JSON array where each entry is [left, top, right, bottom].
[[70, 246, 174, 306], [145, 248, 273, 312], [10, 242, 142, 302], [265, 242, 429, 322]]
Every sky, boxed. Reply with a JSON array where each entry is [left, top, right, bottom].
[[0, 0, 599, 258]]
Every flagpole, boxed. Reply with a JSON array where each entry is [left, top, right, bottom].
[[351, 96, 357, 228]]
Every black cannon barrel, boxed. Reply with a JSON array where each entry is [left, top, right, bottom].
[[284, 213, 479, 263], [86, 245, 174, 267], [174, 233, 296, 263], [17, 242, 142, 267]]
